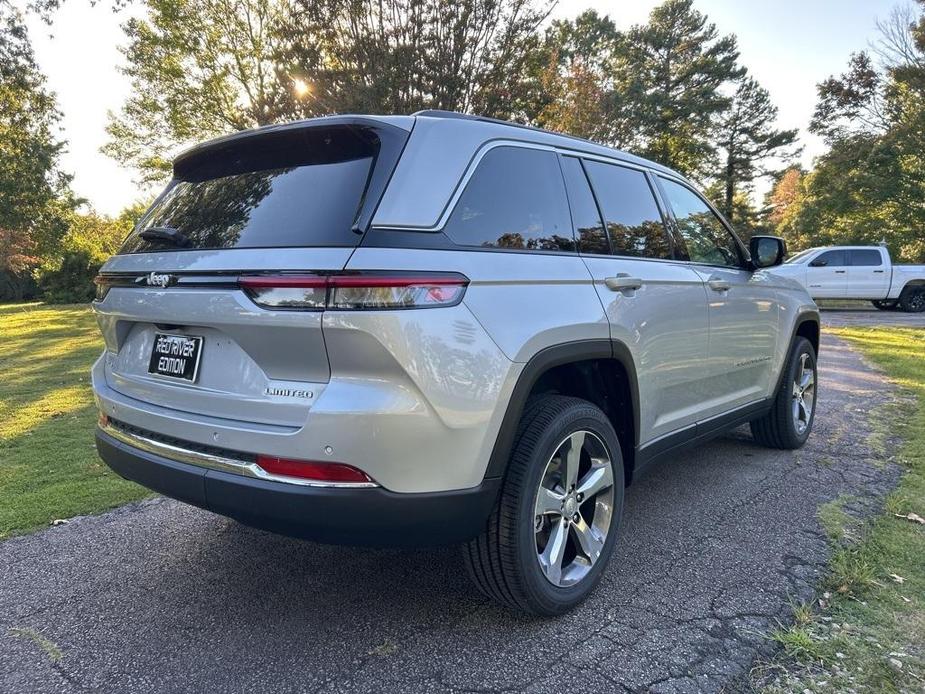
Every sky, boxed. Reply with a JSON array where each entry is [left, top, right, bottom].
[[23, 0, 909, 215]]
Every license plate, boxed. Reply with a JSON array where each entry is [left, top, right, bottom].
[[148, 333, 203, 382]]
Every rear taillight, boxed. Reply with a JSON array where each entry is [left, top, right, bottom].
[[255, 455, 373, 484], [93, 276, 111, 301], [239, 272, 468, 310]]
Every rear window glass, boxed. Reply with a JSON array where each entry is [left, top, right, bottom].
[[442, 146, 574, 252], [121, 126, 379, 253]]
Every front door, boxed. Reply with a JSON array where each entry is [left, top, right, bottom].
[[656, 177, 780, 415], [806, 249, 848, 298]]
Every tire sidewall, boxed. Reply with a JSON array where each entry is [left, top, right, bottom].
[[783, 338, 817, 446], [512, 403, 625, 615]]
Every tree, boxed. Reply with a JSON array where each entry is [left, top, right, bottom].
[[714, 76, 799, 224], [0, 0, 72, 300], [764, 166, 803, 230], [528, 10, 631, 144], [780, 0, 925, 262], [105, 0, 553, 184], [104, 0, 305, 184], [623, 0, 744, 177]]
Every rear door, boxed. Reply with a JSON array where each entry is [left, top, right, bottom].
[[806, 249, 848, 298], [656, 176, 780, 413], [564, 156, 711, 443], [93, 120, 409, 427], [848, 248, 890, 298]]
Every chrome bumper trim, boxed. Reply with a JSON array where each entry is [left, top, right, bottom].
[[100, 420, 379, 489]]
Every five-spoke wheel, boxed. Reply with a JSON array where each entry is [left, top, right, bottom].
[[534, 430, 615, 587], [464, 395, 624, 616]]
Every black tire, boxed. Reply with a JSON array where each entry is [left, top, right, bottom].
[[871, 299, 899, 311], [750, 337, 817, 450], [898, 285, 925, 313], [462, 395, 625, 616]]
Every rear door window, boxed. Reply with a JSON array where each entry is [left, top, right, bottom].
[[584, 161, 671, 259], [442, 146, 575, 252], [560, 156, 609, 255], [121, 125, 382, 253], [849, 249, 883, 266]]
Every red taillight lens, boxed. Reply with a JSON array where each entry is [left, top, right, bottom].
[[238, 275, 327, 310], [255, 455, 373, 484], [239, 272, 468, 310]]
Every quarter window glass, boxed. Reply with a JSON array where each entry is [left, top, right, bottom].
[[584, 160, 671, 259], [560, 157, 609, 255], [850, 249, 883, 266], [659, 178, 741, 267], [443, 146, 574, 252], [811, 250, 847, 267]]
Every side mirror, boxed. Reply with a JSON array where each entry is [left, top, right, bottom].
[[809, 258, 827, 267], [749, 236, 786, 269]]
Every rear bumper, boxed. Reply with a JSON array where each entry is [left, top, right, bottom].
[[96, 428, 500, 547]]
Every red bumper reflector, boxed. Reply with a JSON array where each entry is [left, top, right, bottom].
[[255, 455, 373, 484]]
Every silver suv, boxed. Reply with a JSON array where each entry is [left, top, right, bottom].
[[92, 111, 820, 615]]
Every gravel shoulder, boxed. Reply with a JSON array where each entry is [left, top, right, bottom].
[[0, 334, 903, 694]]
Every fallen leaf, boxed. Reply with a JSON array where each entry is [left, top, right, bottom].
[[889, 574, 905, 584], [893, 512, 925, 525], [900, 596, 911, 603]]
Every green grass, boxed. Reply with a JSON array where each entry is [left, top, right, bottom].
[[763, 327, 925, 692], [0, 303, 148, 540]]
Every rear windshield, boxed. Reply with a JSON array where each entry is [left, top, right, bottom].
[[120, 125, 380, 253]]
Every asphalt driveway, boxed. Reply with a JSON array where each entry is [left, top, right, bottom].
[[0, 334, 904, 693]]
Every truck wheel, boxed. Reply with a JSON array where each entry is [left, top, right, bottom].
[[463, 395, 625, 616], [750, 337, 817, 450], [871, 299, 899, 311], [898, 286, 925, 313]]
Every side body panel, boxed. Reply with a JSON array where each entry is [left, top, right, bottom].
[[687, 266, 782, 412], [846, 247, 891, 299], [343, 247, 609, 477], [581, 257, 711, 443]]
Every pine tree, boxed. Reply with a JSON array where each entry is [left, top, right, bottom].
[[715, 77, 799, 223]]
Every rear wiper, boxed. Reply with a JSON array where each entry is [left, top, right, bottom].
[[139, 226, 190, 247]]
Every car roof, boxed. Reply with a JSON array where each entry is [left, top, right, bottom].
[[172, 111, 689, 230]]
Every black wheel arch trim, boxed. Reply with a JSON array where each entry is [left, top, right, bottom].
[[772, 311, 820, 402], [483, 338, 640, 480]]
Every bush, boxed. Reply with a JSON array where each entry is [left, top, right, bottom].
[[36, 249, 100, 304], [33, 205, 145, 304]]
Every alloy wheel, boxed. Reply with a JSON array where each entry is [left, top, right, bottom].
[[533, 430, 615, 587], [791, 353, 816, 434]]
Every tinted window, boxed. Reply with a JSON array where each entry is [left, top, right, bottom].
[[443, 147, 574, 252], [560, 157, 609, 255], [811, 250, 847, 267], [122, 126, 380, 252], [850, 249, 883, 266], [658, 178, 741, 267], [584, 161, 670, 259]]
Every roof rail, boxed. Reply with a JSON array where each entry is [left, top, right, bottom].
[[411, 109, 597, 145]]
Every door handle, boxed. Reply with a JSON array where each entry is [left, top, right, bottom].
[[707, 278, 730, 292], [873, 270, 885, 273], [604, 274, 643, 292], [834, 270, 846, 274]]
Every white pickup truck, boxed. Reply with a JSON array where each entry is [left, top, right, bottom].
[[773, 245, 925, 312]]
